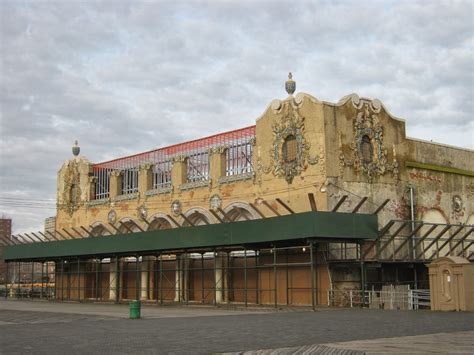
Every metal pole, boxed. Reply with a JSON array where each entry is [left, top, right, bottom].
[[256, 250, 259, 305], [244, 248, 247, 307], [41, 262, 44, 300], [31, 261, 34, 300], [154, 255, 159, 304], [77, 257, 81, 302], [310, 243, 315, 311], [273, 246, 277, 308], [16, 262, 21, 298], [227, 252, 231, 304], [315, 243, 319, 305], [286, 249, 289, 305], [360, 259, 366, 307], [135, 255, 140, 301], [18, 261, 21, 299], [5, 262, 9, 299], [60, 259, 64, 301], [159, 254, 163, 305], [115, 256, 120, 304], [184, 251, 188, 305], [201, 253, 204, 303], [95, 259, 100, 300], [213, 250, 217, 306]]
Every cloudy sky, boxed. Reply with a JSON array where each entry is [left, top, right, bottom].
[[0, 0, 473, 234]]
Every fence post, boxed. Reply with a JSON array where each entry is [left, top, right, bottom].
[[349, 290, 353, 308], [408, 289, 413, 310]]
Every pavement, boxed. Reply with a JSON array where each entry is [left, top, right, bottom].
[[0, 299, 473, 354]]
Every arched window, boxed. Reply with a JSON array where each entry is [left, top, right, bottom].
[[283, 135, 297, 163], [361, 135, 373, 164], [69, 183, 78, 204]]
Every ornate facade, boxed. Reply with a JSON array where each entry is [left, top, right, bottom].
[[5, 75, 473, 306]]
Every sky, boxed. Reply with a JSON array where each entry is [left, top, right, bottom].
[[0, 0, 473, 234]]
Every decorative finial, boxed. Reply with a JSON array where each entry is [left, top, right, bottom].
[[285, 72, 295, 96], [72, 140, 80, 157]]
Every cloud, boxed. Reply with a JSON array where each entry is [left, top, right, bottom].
[[0, 0, 472, 233]]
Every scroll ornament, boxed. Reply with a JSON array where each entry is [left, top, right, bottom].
[[62, 160, 82, 215], [339, 100, 398, 182]]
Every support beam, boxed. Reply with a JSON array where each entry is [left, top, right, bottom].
[[108, 223, 121, 234], [32, 232, 48, 242], [375, 222, 410, 259], [332, 195, 348, 212], [25, 233, 44, 243], [352, 197, 368, 214], [62, 229, 76, 239], [209, 209, 224, 223], [71, 227, 85, 238], [449, 227, 474, 257], [249, 203, 266, 219], [22, 233, 37, 243], [80, 226, 93, 237], [262, 200, 281, 216], [37, 231, 53, 242], [308, 193, 317, 212], [373, 199, 390, 215], [413, 224, 438, 251], [417, 225, 452, 260], [54, 230, 68, 240], [217, 208, 232, 222], [432, 225, 465, 260], [392, 223, 424, 259], [276, 198, 295, 214], [130, 220, 145, 232], [458, 240, 473, 258], [361, 220, 396, 259], [119, 221, 134, 234], [166, 215, 181, 228], [45, 231, 59, 241], [179, 213, 194, 227]]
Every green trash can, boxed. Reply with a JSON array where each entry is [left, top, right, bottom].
[[129, 300, 141, 319]]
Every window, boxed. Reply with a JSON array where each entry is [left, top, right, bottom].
[[187, 151, 209, 182], [153, 160, 172, 189], [226, 142, 253, 176], [69, 183, 78, 204], [121, 168, 139, 194], [283, 135, 297, 163], [93, 168, 111, 200], [361, 135, 373, 164]]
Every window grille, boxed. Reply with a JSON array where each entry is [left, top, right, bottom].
[[153, 160, 172, 189], [92, 126, 255, 187], [187, 151, 209, 182], [361, 135, 373, 164], [93, 168, 111, 200], [283, 135, 297, 163], [226, 141, 253, 176], [121, 168, 139, 195]]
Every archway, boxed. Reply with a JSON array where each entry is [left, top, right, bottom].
[[117, 218, 141, 234], [148, 216, 173, 231], [89, 223, 111, 237], [224, 202, 260, 222]]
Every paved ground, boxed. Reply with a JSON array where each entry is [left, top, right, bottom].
[[0, 300, 473, 354]]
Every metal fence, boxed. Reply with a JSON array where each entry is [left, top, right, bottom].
[[328, 287, 430, 310]]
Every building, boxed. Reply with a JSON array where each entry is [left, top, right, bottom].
[[0, 218, 12, 283], [4, 75, 473, 306]]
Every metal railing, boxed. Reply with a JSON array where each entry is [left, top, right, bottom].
[[328, 288, 430, 310]]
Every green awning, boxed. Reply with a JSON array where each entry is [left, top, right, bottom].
[[4, 211, 377, 261]]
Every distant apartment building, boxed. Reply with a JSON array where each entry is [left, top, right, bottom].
[[44, 216, 56, 237], [0, 218, 12, 283]]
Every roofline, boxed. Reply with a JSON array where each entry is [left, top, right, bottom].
[[92, 125, 256, 167]]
